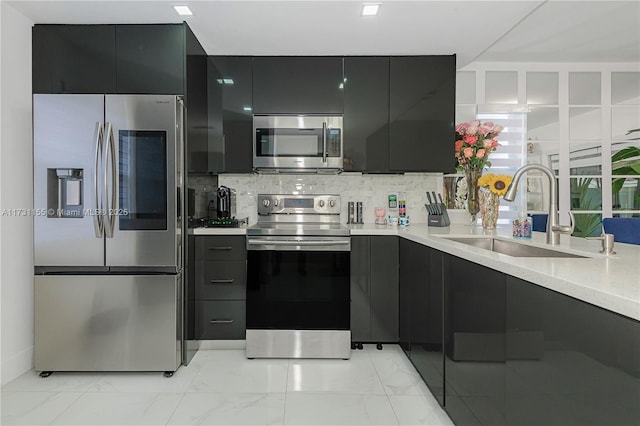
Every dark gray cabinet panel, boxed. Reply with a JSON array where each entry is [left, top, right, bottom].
[[370, 236, 399, 342], [506, 275, 640, 426], [115, 25, 185, 94], [389, 56, 456, 173], [32, 25, 117, 94], [444, 254, 506, 426], [252, 56, 344, 114], [195, 260, 247, 300], [195, 235, 246, 260], [350, 236, 399, 343], [208, 57, 254, 173], [195, 300, 246, 340], [399, 239, 445, 406], [343, 57, 390, 172], [185, 26, 209, 173], [350, 236, 371, 342]]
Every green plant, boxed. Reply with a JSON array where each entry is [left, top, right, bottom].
[[571, 177, 602, 237], [612, 145, 640, 209]]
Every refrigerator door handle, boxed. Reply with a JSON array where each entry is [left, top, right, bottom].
[[93, 122, 105, 238], [104, 122, 117, 238]]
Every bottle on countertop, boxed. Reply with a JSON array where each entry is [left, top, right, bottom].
[[513, 211, 532, 239]]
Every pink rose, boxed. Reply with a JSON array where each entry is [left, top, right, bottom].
[[478, 125, 491, 135], [463, 135, 478, 144], [491, 140, 499, 148], [492, 125, 504, 134], [483, 121, 494, 128], [455, 123, 468, 134], [483, 139, 494, 149], [470, 120, 481, 127], [476, 149, 486, 158], [463, 147, 473, 158], [467, 125, 478, 135], [455, 140, 464, 151]]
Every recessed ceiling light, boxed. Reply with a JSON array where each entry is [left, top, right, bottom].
[[173, 5, 193, 16], [243, 106, 252, 111], [361, 4, 379, 16]]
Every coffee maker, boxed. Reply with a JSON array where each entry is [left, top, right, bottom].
[[216, 186, 236, 219]]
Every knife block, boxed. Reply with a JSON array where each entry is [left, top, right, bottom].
[[427, 203, 451, 227]]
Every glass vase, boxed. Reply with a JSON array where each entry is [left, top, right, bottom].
[[479, 189, 500, 229], [464, 167, 482, 224]]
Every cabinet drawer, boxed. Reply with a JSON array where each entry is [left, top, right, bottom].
[[195, 260, 246, 300], [195, 301, 246, 340], [195, 236, 246, 260]]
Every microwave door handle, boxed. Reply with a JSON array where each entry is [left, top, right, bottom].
[[93, 122, 105, 238], [322, 121, 327, 163]]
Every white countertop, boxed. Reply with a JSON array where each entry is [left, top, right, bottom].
[[192, 223, 640, 321]]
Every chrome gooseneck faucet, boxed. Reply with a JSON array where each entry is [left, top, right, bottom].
[[504, 164, 574, 245]]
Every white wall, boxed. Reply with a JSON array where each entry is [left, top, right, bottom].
[[0, 2, 34, 385]]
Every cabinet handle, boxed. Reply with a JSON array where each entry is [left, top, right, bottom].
[[208, 246, 232, 251], [209, 319, 234, 324], [209, 279, 234, 284]]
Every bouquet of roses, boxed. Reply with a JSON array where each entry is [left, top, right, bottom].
[[454, 120, 503, 170]]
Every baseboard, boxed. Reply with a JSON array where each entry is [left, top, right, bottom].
[[1, 345, 33, 386], [198, 340, 246, 350]]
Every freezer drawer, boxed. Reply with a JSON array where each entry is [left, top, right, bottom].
[[35, 275, 180, 372]]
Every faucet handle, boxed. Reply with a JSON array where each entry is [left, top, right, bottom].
[[551, 211, 575, 235]]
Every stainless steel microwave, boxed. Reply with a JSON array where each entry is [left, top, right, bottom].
[[253, 115, 343, 173]]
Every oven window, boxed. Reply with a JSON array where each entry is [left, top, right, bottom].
[[247, 250, 350, 330], [256, 128, 323, 157]]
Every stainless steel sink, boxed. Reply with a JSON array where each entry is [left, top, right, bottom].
[[444, 237, 587, 258]]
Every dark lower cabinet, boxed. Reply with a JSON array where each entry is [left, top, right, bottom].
[[350, 236, 399, 344], [444, 254, 506, 425], [194, 235, 247, 340], [399, 239, 445, 406], [506, 275, 640, 426]]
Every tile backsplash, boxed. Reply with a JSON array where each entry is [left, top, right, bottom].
[[218, 172, 443, 225]]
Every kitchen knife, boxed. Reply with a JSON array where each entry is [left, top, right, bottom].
[[436, 192, 445, 214], [426, 192, 434, 214], [432, 191, 441, 215]]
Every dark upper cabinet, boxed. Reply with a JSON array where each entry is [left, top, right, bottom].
[[33, 24, 190, 95], [185, 26, 209, 173], [252, 56, 344, 114], [33, 25, 117, 94], [116, 25, 185, 94], [208, 57, 254, 173], [389, 56, 456, 173], [343, 57, 390, 172]]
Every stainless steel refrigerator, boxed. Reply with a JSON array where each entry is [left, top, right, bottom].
[[33, 94, 185, 374]]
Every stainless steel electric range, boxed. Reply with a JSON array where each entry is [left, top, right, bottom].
[[246, 194, 351, 359]]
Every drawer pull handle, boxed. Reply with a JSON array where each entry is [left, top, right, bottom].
[[209, 279, 234, 284], [209, 319, 234, 324], [208, 246, 232, 251]]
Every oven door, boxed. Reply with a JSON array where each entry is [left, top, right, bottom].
[[246, 238, 350, 331], [253, 115, 343, 170]]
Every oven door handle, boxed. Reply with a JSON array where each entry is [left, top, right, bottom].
[[247, 239, 350, 246]]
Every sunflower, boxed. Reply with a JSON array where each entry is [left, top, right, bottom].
[[489, 174, 513, 197], [477, 174, 494, 188]]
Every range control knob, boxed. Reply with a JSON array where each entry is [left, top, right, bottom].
[[274, 199, 279, 206], [329, 200, 336, 207], [318, 200, 325, 208], [263, 199, 270, 207]]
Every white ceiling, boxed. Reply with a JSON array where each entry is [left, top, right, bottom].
[[7, 0, 640, 68]]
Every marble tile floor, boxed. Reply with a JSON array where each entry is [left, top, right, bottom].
[[1, 344, 453, 426]]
